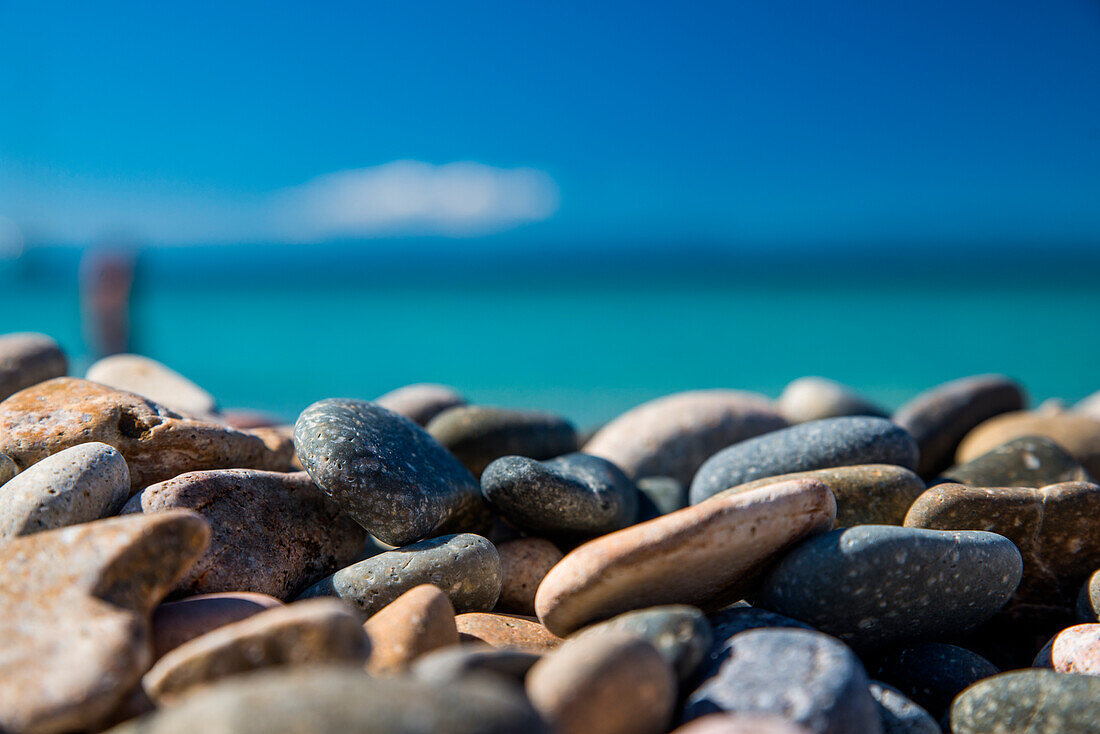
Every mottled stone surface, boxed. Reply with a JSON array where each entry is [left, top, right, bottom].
[[758, 525, 1022, 650], [778, 377, 888, 424], [0, 442, 130, 540], [683, 628, 882, 734], [495, 537, 563, 615], [86, 354, 218, 418], [871, 642, 999, 719], [457, 612, 562, 653], [0, 452, 16, 485], [152, 593, 284, 658], [690, 417, 918, 504], [427, 405, 577, 478], [294, 398, 489, 545], [535, 480, 836, 636], [0, 332, 67, 402], [0, 511, 209, 734], [143, 598, 369, 703], [583, 389, 788, 486], [375, 383, 465, 426], [671, 714, 813, 734], [123, 470, 365, 599], [527, 632, 676, 734], [411, 643, 541, 685], [482, 453, 638, 539], [573, 604, 713, 680], [904, 481, 1100, 611], [109, 665, 550, 734], [1033, 623, 1100, 675], [957, 411, 1100, 478], [868, 682, 940, 734], [0, 378, 275, 491], [364, 585, 458, 675], [949, 669, 1100, 734], [1079, 570, 1100, 622], [636, 476, 687, 520], [892, 374, 1026, 478], [941, 436, 1091, 487], [298, 533, 501, 617], [713, 464, 925, 527]]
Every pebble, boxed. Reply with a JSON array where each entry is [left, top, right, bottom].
[[411, 643, 541, 685], [0, 378, 276, 491], [904, 481, 1100, 610], [375, 382, 466, 425], [696, 606, 816, 687], [1033, 623, 1100, 675], [1079, 569, 1100, 621], [892, 374, 1026, 478], [0, 332, 67, 402], [123, 469, 365, 599], [364, 584, 459, 675], [294, 398, 489, 545], [0, 511, 209, 734], [758, 525, 1022, 650], [427, 405, 578, 477], [671, 714, 813, 733], [572, 604, 713, 680], [142, 598, 370, 703], [0, 452, 16, 485], [481, 453, 638, 539], [778, 376, 888, 424], [683, 628, 882, 734], [690, 417, 919, 504], [535, 479, 836, 636], [527, 632, 677, 734], [940, 435, 1092, 487], [712, 464, 925, 527], [949, 669, 1100, 734], [1074, 389, 1100, 420], [85, 353, 218, 418], [868, 682, 940, 734], [870, 642, 999, 720], [636, 475, 688, 519], [0, 442, 130, 541], [152, 592, 284, 658], [583, 389, 788, 486], [956, 410, 1100, 477], [456, 612, 563, 652], [298, 533, 502, 617], [495, 537, 564, 615], [249, 424, 300, 472]]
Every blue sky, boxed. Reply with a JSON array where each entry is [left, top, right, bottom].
[[1, 0, 1099, 250]]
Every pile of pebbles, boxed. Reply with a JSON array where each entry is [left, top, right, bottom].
[[1, 332, 1100, 733]]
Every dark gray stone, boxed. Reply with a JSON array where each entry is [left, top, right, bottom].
[[868, 682, 940, 734], [427, 406, 577, 478], [294, 398, 488, 546], [870, 642, 998, 720], [757, 526, 1022, 650], [411, 645, 541, 685], [940, 436, 1091, 488], [949, 669, 1100, 734], [636, 476, 687, 520], [481, 453, 638, 539], [683, 628, 883, 734], [690, 417, 919, 504], [0, 333, 67, 402], [574, 605, 713, 681]]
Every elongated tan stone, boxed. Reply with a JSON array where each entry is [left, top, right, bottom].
[[456, 612, 562, 653], [957, 411, 1100, 477], [364, 585, 458, 675], [85, 353, 218, 418]]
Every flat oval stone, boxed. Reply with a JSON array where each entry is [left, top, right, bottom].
[[583, 389, 788, 486], [482, 453, 638, 539], [690, 417, 918, 505], [636, 476, 688, 519], [940, 436, 1092, 487], [0, 453, 16, 485], [411, 643, 541, 685], [0, 332, 67, 402], [294, 398, 488, 545], [683, 628, 882, 734], [870, 642, 999, 719], [152, 592, 284, 658], [375, 383, 465, 426], [427, 406, 577, 478], [85, 353, 218, 418], [573, 605, 713, 681], [957, 411, 1100, 477], [364, 585, 458, 675], [1033, 623, 1100, 675], [456, 612, 562, 653], [0, 442, 130, 540], [758, 525, 1022, 650], [527, 632, 677, 734], [949, 669, 1100, 734], [1078, 570, 1100, 622], [868, 682, 940, 734], [778, 377, 888, 424], [298, 533, 501, 617], [892, 374, 1026, 478], [495, 537, 563, 615], [535, 479, 836, 636], [712, 464, 925, 527], [123, 469, 365, 599]]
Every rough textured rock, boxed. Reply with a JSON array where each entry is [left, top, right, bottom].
[[582, 389, 788, 486], [892, 374, 1026, 478], [86, 354, 218, 418], [427, 405, 578, 478], [0, 442, 130, 540], [871, 642, 999, 719], [482, 453, 638, 539], [868, 682, 940, 734], [683, 628, 882, 734], [0, 332, 67, 402], [495, 537, 563, 615], [123, 469, 365, 599], [457, 612, 562, 653], [956, 411, 1100, 478], [778, 377, 888, 424], [671, 714, 813, 733], [535, 480, 836, 636], [364, 585, 459, 675], [298, 533, 501, 617], [949, 669, 1100, 734], [527, 632, 676, 734], [1079, 569, 1100, 622], [636, 476, 687, 519], [712, 464, 925, 527], [941, 436, 1091, 487], [690, 417, 919, 504], [411, 644, 541, 685], [573, 604, 713, 681], [758, 525, 1022, 650], [294, 398, 489, 546], [0, 452, 16, 485], [1033, 623, 1100, 675], [0, 511, 209, 734], [375, 383, 465, 426], [143, 598, 370, 703], [0, 378, 275, 491], [152, 593, 284, 658]]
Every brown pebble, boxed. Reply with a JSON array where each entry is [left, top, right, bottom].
[[496, 538, 564, 615], [364, 585, 459, 675], [957, 410, 1100, 477], [456, 612, 563, 653], [0, 332, 67, 402], [152, 592, 285, 658]]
